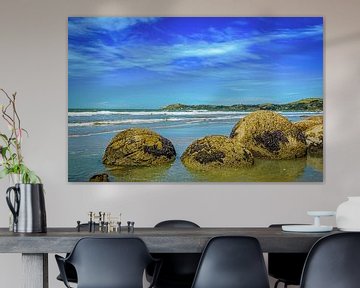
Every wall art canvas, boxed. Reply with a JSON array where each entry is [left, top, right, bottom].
[[68, 17, 323, 182]]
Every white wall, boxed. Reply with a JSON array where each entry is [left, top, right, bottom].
[[0, 0, 360, 287]]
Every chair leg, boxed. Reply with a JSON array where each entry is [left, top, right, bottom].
[[274, 280, 290, 288]]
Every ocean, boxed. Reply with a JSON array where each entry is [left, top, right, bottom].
[[68, 109, 323, 182]]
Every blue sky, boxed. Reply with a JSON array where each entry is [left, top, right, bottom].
[[68, 17, 323, 109]]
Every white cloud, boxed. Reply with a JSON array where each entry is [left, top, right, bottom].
[[273, 24, 323, 39], [68, 17, 158, 35], [68, 20, 322, 80]]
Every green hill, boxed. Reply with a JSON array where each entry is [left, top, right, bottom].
[[162, 98, 323, 112]]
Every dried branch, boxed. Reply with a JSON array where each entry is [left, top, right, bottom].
[[0, 88, 38, 182]]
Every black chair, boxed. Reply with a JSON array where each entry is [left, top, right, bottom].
[[55, 237, 160, 288], [191, 236, 270, 288], [268, 224, 308, 288], [154, 220, 200, 229], [147, 220, 201, 288], [56, 262, 77, 284], [56, 223, 99, 284], [300, 232, 360, 288]]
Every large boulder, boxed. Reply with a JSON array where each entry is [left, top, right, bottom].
[[181, 135, 254, 170], [295, 115, 323, 132], [102, 128, 176, 166], [230, 111, 306, 159], [304, 124, 323, 156]]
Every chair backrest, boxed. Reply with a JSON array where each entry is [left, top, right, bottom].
[[152, 220, 201, 284], [300, 232, 360, 288], [268, 224, 308, 285], [155, 220, 200, 228], [67, 237, 153, 288], [191, 236, 270, 288]]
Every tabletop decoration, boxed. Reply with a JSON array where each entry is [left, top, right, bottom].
[[0, 88, 47, 233], [0, 89, 40, 183], [282, 211, 335, 233], [336, 197, 360, 231]]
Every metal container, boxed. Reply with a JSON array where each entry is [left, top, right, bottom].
[[6, 183, 47, 233]]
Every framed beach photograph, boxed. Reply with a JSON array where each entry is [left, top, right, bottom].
[[68, 17, 323, 182]]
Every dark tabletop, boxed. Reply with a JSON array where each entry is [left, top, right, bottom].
[[0, 227, 339, 253]]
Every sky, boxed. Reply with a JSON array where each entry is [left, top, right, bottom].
[[68, 17, 323, 109]]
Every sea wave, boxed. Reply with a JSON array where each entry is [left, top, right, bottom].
[[69, 129, 125, 138], [68, 120, 223, 138], [68, 110, 251, 117], [69, 118, 182, 127], [278, 111, 322, 116], [68, 115, 245, 127], [68, 111, 121, 117], [68, 110, 322, 118]]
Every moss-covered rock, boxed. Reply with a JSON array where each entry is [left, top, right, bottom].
[[181, 135, 254, 170], [230, 111, 306, 159], [305, 124, 323, 156], [295, 115, 323, 132], [102, 128, 176, 166], [89, 173, 110, 182]]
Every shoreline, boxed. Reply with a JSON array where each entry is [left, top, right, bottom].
[[68, 112, 323, 182]]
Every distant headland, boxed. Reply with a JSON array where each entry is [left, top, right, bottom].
[[162, 98, 323, 112]]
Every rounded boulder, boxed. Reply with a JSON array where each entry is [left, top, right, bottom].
[[295, 115, 323, 132], [102, 128, 176, 166], [304, 124, 323, 156], [230, 110, 306, 159], [181, 135, 254, 170]]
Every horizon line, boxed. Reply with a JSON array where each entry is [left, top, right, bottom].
[[68, 97, 323, 110]]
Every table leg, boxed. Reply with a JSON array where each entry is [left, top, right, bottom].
[[22, 253, 48, 288]]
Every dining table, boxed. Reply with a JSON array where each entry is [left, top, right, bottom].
[[0, 226, 339, 288]]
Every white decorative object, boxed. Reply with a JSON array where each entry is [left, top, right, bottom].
[[336, 197, 360, 231], [282, 225, 332, 232], [282, 211, 335, 233]]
